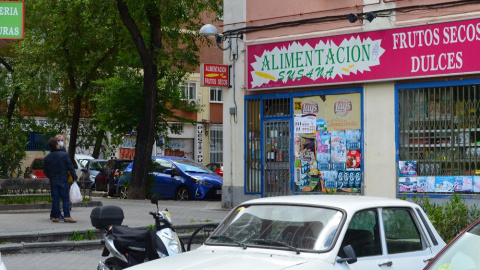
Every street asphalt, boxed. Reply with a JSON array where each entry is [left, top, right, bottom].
[[1, 196, 231, 270]]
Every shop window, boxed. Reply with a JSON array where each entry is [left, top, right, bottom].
[[293, 94, 362, 194], [398, 85, 480, 193], [246, 99, 261, 193], [209, 124, 223, 163], [264, 98, 290, 117]]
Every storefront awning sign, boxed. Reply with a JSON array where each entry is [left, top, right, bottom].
[[247, 17, 480, 90], [0, 1, 24, 40]]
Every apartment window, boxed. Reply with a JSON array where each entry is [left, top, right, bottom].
[[210, 87, 223, 102], [210, 124, 223, 163], [171, 123, 184, 134], [180, 81, 197, 100]]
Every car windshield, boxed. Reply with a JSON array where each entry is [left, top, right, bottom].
[[205, 204, 343, 252], [426, 222, 480, 270], [90, 161, 106, 171], [173, 159, 214, 174], [119, 161, 132, 170], [78, 159, 90, 168], [31, 159, 44, 170]]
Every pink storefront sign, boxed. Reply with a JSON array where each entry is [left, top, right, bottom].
[[247, 18, 480, 90]]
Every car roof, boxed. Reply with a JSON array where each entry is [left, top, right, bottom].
[[152, 156, 192, 160], [114, 159, 133, 163], [241, 195, 418, 212], [75, 154, 94, 160], [89, 159, 106, 162]]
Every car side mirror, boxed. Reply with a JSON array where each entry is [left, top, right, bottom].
[[163, 168, 179, 177], [336, 245, 357, 264]]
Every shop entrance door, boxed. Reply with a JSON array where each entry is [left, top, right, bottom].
[[263, 120, 291, 197]]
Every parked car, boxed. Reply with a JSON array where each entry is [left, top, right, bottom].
[[424, 217, 480, 270], [206, 162, 223, 176], [117, 156, 223, 200], [0, 252, 6, 270], [95, 158, 133, 196], [74, 154, 94, 178], [78, 159, 107, 190], [28, 158, 45, 178], [126, 195, 446, 270]]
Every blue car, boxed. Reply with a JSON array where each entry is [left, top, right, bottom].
[[117, 156, 223, 200]]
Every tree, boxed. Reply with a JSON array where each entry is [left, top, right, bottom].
[[112, 0, 222, 199], [2, 0, 123, 162], [0, 116, 27, 178]]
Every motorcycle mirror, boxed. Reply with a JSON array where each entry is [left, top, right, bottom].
[[151, 194, 159, 211]]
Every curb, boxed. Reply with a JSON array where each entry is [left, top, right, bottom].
[[0, 223, 219, 255], [0, 240, 103, 255], [0, 200, 103, 211]]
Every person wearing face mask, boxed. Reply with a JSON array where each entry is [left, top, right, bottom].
[[43, 138, 78, 223], [55, 134, 67, 152], [50, 134, 68, 220]]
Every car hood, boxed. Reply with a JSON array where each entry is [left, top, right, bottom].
[[126, 247, 332, 270], [188, 172, 223, 184]]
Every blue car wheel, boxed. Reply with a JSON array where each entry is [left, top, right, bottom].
[[175, 186, 190, 201]]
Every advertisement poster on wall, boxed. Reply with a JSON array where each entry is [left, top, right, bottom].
[[293, 93, 362, 193]]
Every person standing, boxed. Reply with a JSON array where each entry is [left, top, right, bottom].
[[49, 134, 67, 220], [43, 138, 78, 223]]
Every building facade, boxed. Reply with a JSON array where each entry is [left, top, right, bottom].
[[221, 0, 480, 208]]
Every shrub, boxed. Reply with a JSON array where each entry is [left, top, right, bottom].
[[411, 194, 480, 243]]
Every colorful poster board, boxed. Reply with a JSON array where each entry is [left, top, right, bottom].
[[293, 93, 362, 193]]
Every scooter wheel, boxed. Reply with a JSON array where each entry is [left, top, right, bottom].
[[105, 257, 129, 270]]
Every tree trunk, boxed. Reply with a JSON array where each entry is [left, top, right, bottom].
[[92, 130, 105, 159], [129, 65, 157, 199], [117, 0, 160, 199], [68, 94, 82, 163]]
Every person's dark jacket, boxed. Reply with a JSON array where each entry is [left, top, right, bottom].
[[43, 149, 77, 183]]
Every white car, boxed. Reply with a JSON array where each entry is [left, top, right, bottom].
[[126, 195, 446, 270], [0, 252, 7, 270], [74, 154, 94, 179]]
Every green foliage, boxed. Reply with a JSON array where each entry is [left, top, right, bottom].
[[0, 119, 28, 178], [69, 230, 96, 241], [0, 196, 51, 204], [146, 224, 155, 231], [86, 229, 96, 240], [190, 219, 213, 223], [69, 231, 84, 241], [412, 194, 480, 242], [1, 0, 123, 155], [93, 68, 144, 145]]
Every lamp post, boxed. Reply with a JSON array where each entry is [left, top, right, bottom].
[[199, 23, 242, 208], [199, 24, 242, 57]]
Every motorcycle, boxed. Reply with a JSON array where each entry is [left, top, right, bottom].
[[91, 194, 183, 270]]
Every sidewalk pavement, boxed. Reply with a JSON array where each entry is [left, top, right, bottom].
[[0, 197, 230, 236], [1, 197, 231, 270]]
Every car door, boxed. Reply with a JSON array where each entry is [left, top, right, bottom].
[[336, 209, 386, 270], [379, 208, 434, 270], [151, 158, 177, 198]]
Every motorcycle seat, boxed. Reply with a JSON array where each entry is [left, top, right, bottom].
[[111, 225, 150, 242]]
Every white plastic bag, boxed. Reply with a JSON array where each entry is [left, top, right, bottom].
[[69, 182, 82, 203]]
